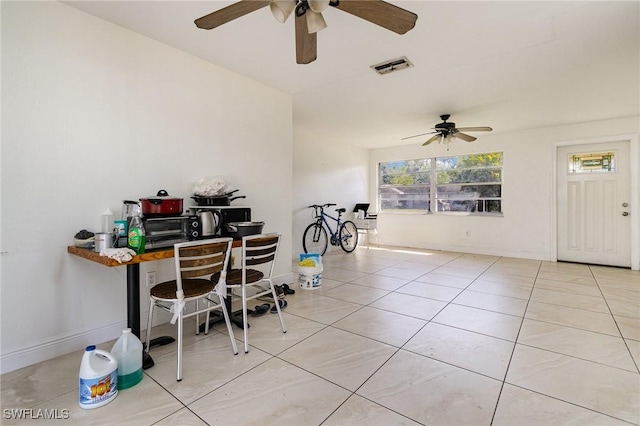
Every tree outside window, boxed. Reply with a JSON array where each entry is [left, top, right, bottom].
[[379, 153, 502, 214]]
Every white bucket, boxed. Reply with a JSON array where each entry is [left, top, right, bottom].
[[298, 264, 323, 290], [79, 345, 118, 409]]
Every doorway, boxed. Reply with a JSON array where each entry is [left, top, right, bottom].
[[556, 141, 631, 267]]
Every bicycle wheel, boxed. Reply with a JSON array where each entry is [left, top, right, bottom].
[[303, 223, 328, 255], [339, 221, 359, 253]]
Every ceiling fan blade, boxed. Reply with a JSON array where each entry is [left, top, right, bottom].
[[332, 0, 417, 34], [422, 134, 442, 146], [195, 0, 270, 30], [454, 132, 477, 142], [401, 131, 436, 141], [296, 12, 317, 64], [456, 126, 493, 132]]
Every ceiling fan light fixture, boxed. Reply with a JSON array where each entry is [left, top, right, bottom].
[[270, 0, 296, 23], [308, 0, 330, 13], [306, 10, 327, 33]]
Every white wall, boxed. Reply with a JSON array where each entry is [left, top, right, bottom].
[[1, 2, 293, 373], [292, 125, 369, 257], [369, 117, 640, 262]]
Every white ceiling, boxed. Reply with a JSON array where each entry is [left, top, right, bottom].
[[64, 0, 639, 149]]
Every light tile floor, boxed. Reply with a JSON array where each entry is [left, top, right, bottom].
[[2, 246, 639, 425]]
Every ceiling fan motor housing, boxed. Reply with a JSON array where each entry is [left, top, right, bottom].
[[435, 121, 456, 131], [434, 114, 455, 135]]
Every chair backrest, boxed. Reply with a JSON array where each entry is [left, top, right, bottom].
[[174, 238, 233, 290], [241, 233, 281, 278]]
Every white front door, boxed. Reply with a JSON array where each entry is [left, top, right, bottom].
[[557, 141, 631, 267]]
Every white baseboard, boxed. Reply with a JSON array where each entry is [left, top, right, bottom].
[[1, 272, 298, 375], [274, 272, 297, 286], [1, 321, 127, 375]]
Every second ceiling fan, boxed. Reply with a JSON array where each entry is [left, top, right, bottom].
[[194, 0, 418, 64], [402, 115, 493, 146]]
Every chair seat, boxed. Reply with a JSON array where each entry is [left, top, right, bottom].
[[211, 268, 264, 285], [150, 278, 213, 300]]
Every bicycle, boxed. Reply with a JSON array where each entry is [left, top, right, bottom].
[[302, 204, 359, 255]]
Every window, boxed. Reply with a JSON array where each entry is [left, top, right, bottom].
[[568, 152, 615, 174], [378, 152, 503, 214], [379, 159, 431, 211]]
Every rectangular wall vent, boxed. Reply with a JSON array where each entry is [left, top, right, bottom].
[[370, 56, 413, 75]]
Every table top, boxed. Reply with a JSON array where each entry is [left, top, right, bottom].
[[68, 239, 242, 267]]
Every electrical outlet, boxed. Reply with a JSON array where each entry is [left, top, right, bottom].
[[146, 271, 157, 287]]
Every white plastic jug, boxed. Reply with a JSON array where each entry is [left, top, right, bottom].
[[111, 328, 143, 390], [79, 345, 118, 409]]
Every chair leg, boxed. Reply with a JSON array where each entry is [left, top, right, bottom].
[[242, 285, 249, 353], [195, 299, 200, 335], [220, 299, 239, 355], [176, 311, 183, 382], [204, 298, 211, 335], [269, 280, 287, 334], [144, 298, 155, 352]]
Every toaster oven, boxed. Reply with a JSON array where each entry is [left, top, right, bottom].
[[139, 215, 200, 250]]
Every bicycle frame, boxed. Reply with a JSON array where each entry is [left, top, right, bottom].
[[315, 209, 342, 241]]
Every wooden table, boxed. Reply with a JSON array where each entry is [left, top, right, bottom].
[[68, 241, 241, 368]]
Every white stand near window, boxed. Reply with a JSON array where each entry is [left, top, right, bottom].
[[353, 217, 378, 248]]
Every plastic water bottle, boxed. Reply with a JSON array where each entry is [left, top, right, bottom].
[[79, 345, 118, 409], [111, 329, 143, 390], [101, 208, 114, 234], [127, 213, 145, 254]]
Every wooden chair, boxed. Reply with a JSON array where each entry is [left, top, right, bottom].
[[144, 238, 238, 381], [219, 233, 286, 353]]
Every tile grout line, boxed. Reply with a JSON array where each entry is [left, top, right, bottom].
[[488, 257, 542, 425], [316, 250, 469, 425], [589, 265, 640, 375]]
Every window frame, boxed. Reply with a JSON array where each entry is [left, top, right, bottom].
[[378, 152, 503, 216]]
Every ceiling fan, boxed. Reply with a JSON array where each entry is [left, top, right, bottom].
[[402, 115, 493, 146], [194, 0, 418, 64]]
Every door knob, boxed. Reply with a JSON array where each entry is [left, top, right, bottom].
[[622, 212, 629, 216]]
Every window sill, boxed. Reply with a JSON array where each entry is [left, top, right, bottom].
[[436, 211, 504, 217], [380, 210, 503, 217], [379, 210, 428, 215]]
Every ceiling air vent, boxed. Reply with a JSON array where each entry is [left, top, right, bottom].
[[370, 56, 413, 75]]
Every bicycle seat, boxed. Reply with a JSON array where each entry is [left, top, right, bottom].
[[336, 208, 346, 213]]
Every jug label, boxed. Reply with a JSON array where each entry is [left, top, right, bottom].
[[79, 371, 117, 406]]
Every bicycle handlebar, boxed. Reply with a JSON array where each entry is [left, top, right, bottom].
[[307, 203, 336, 208]]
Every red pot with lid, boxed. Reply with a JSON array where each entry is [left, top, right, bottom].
[[140, 190, 183, 216]]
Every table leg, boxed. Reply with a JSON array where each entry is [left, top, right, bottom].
[[228, 296, 247, 329], [126, 263, 174, 370], [126, 263, 141, 337]]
